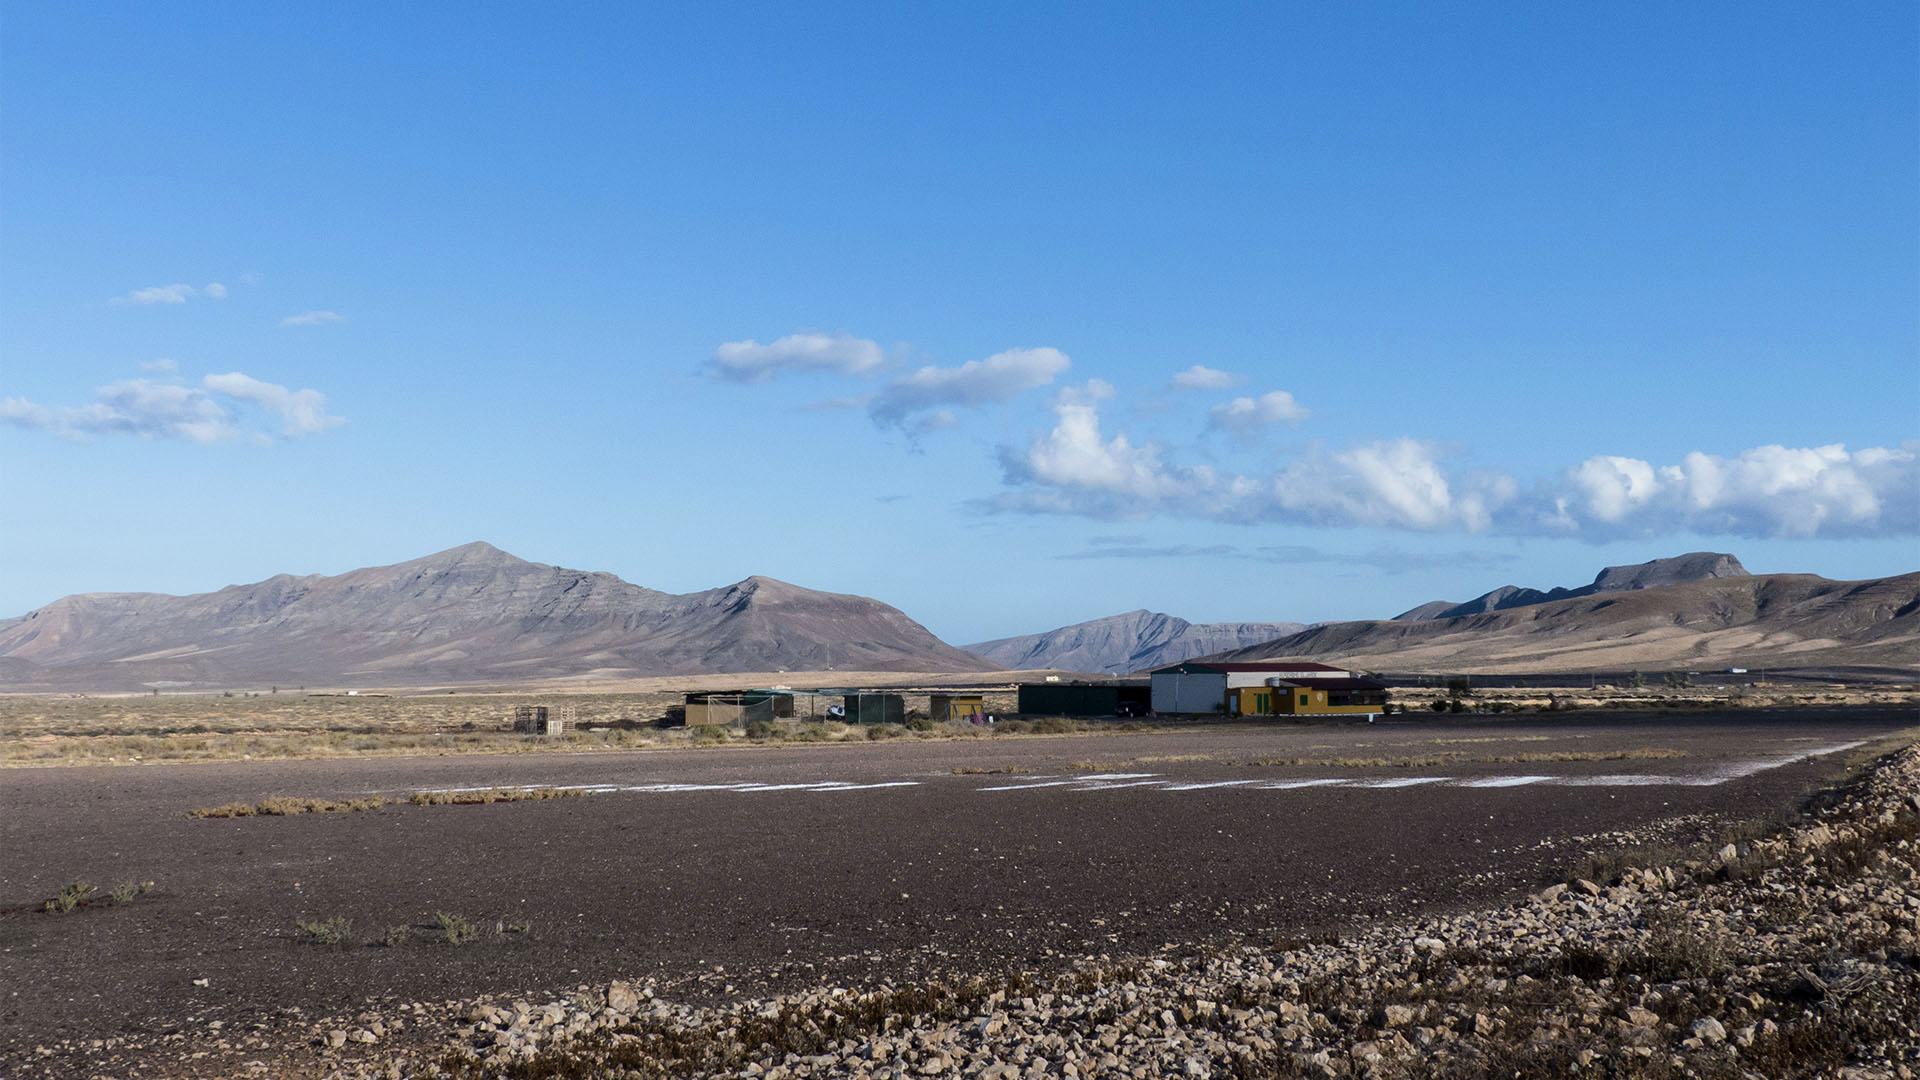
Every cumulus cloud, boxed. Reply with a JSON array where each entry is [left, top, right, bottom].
[[709, 332, 887, 382], [139, 358, 179, 373], [992, 390, 1918, 540], [113, 282, 227, 305], [202, 372, 347, 438], [1209, 390, 1311, 431], [992, 387, 1501, 529], [1542, 443, 1919, 539], [868, 347, 1071, 427], [281, 310, 345, 327], [2, 372, 345, 444], [1168, 365, 1242, 391]]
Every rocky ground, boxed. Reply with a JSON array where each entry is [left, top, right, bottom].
[[31, 742, 1915, 1079]]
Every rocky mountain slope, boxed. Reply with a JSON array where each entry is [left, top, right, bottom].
[[1211, 569, 1920, 674], [0, 543, 994, 690], [1393, 552, 1750, 621], [965, 610, 1306, 674]]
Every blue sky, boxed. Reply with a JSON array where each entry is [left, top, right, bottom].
[[3, 3, 1915, 644]]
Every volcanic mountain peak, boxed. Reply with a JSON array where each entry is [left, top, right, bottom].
[[0, 546, 993, 689], [1394, 552, 1752, 621], [967, 608, 1307, 675]]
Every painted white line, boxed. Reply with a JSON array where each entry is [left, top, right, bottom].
[[1159, 780, 1263, 791], [807, 781, 920, 791], [1349, 777, 1453, 789], [1456, 775, 1557, 788], [1253, 779, 1349, 790], [617, 782, 759, 792], [977, 780, 1087, 791], [1076, 773, 1160, 781], [1557, 774, 1690, 787], [1071, 780, 1168, 791], [1709, 740, 1869, 781]]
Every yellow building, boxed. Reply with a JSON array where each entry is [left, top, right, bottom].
[[1153, 661, 1386, 716]]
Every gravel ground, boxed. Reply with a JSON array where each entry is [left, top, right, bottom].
[[2, 707, 1914, 1079]]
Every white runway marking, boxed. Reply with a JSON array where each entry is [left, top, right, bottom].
[[1349, 777, 1453, 789], [405, 741, 1870, 802], [1160, 780, 1262, 791], [1456, 775, 1556, 788], [1254, 779, 1349, 790]]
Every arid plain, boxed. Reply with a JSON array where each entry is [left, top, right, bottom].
[[3, 686, 1917, 1079]]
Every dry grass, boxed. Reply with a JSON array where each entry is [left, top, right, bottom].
[[187, 795, 388, 818], [407, 786, 589, 806]]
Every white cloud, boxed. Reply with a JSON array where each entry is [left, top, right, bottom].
[[1546, 443, 1918, 538], [116, 283, 198, 305], [139, 358, 179, 373], [1269, 439, 1507, 531], [1169, 364, 1242, 391], [1007, 381, 1183, 499], [1209, 390, 1311, 430], [709, 332, 887, 382], [869, 347, 1071, 426], [281, 310, 346, 327], [202, 372, 347, 438], [992, 391, 1514, 531], [111, 280, 230, 305], [2, 371, 345, 444], [993, 396, 1917, 539], [2, 379, 235, 442]]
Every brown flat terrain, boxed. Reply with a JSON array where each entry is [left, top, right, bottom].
[[2, 705, 1913, 1077]]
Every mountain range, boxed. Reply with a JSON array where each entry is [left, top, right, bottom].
[[1206, 565, 1920, 675], [1392, 552, 1752, 621], [964, 611, 1307, 675], [3, 545, 1913, 691], [0, 543, 991, 691]]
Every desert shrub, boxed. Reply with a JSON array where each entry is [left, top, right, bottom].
[[866, 724, 902, 740], [689, 725, 731, 744], [437, 911, 481, 946], [109, 880, 153, 904], [1429, 700, 1448, 713], [1028, 716, 1082, 735], [296, 915, 353, 948], [44, 880, 96, 914], [1447, 699, 1466, 713], [744, 721, 779, 741], [904, 717, 936, 732], [377, 924, 411, 947]]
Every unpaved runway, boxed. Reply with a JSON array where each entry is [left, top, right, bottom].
[[1, 706, 1911, 1061]]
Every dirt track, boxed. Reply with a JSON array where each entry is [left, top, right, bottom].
[[1, 706, 1913, 1073]]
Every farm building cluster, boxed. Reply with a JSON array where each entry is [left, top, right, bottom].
[[653, 661, 1387, 728]]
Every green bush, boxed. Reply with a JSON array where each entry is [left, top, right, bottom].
[[296, 915, 352, 947], [436, 911, 481, 946], [44, 880, 96, 914]]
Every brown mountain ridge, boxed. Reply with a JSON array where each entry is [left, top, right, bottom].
[[1205, 570, 1920, 675], [0, 543, 995, 691]]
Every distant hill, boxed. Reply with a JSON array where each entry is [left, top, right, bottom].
[[1210, 570, 1920, 674], [1392, 553, 1750, 621], [967, 610, 1306, 674], [0, 543, 995, 690]]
